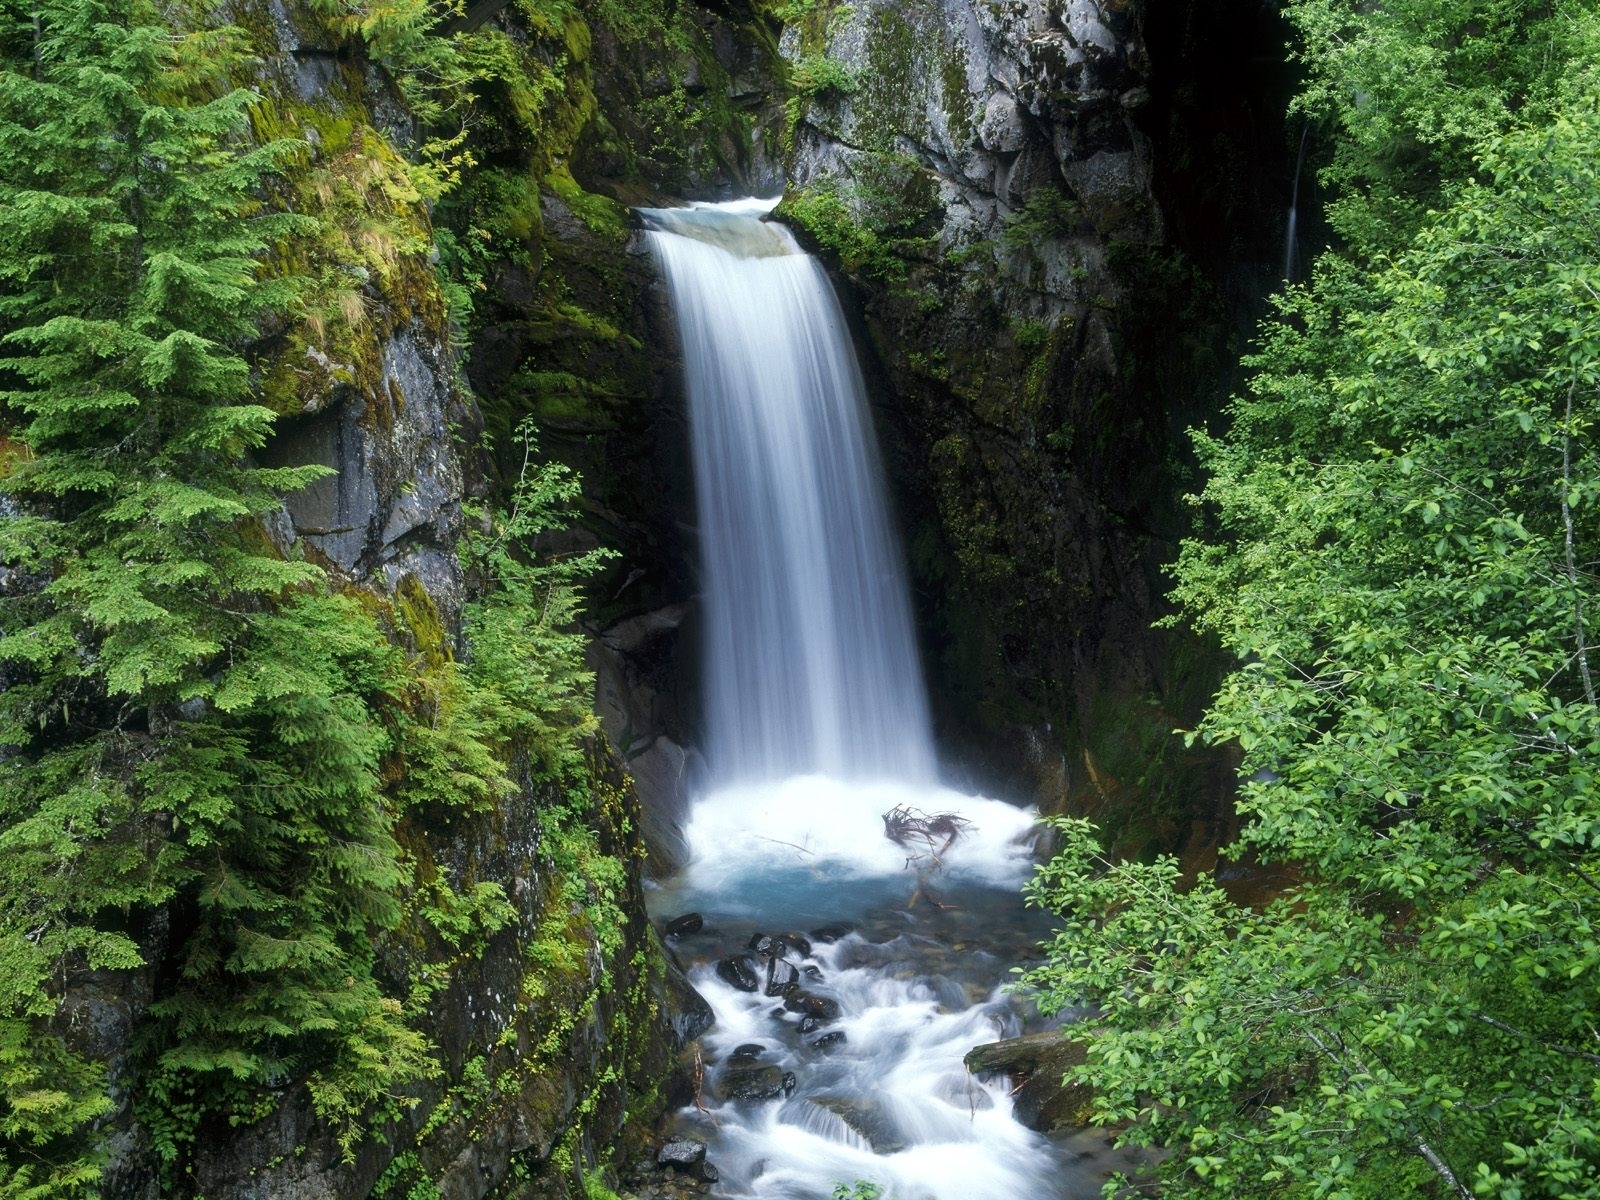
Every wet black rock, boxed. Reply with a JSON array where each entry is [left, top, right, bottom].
[[746, 932, 784, 958], [812, 1095, 904, 1153], [764, 957, 800, 997], [811, 1030, 847, 1050], [784, 991, 841, 1022], [728, 1043, 765, 1064], [715, 955, 761, 992], [783, 930, 813, 958], [718, 1062, 791, 1102], [664, 912, 703, 938], [700, 1161, 720, 1183], [656, 1140, 707, 1171], [810, 923, 851, 944], [802, 964, 823, 981]]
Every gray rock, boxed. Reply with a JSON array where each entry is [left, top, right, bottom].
[[656, 1139, 706, 1171], [718, 1063, 790, 1103]]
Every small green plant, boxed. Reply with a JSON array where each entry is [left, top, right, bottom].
[[832, 1182, 885, 1200], [784, 52, 858, 134], [1000, 188, 1082, 250]]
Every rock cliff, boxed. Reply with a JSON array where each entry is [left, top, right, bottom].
[[770, 0, 1286, 852]]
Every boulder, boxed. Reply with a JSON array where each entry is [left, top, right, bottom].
[[656, 1140, 706, 1171], [718, 1063, 794, 1103], [784, 992, 842, 1022], [715, 955, 761, 992], [663, 912, 703, 937], [746, 932, 785, 958], [764, 957, 800, 997], [964, 1032, 1094, 1131]]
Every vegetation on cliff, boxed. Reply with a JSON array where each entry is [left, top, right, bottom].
[[1022, 3, 1600, 1198], [0, 0, 627, 1193]]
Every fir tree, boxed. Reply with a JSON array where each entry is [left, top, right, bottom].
[[0, 0, 432, 1186]]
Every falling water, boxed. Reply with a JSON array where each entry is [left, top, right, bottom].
[[640, 200, 1120, 1199], [1284, 124, 1310, 283], [642, 198, 936, 787]]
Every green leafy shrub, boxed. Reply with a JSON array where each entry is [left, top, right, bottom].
[[1021, 9, 1600, 1199]]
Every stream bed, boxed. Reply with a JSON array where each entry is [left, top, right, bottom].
[[640, 778, 1142, 1200], [637, 199, 1137, 1198]]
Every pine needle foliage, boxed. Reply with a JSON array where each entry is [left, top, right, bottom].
[[0, 0, 433, 1186]]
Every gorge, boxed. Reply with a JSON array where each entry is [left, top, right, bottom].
[[9, 0, 1593, 1198]]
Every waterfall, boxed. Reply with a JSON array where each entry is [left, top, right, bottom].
[[642, 198, 936, 787], [637, 200, 1104, 1200], [1285, 124, 1311, 283]]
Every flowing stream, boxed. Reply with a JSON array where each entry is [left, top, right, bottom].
[[641, 199, 1123, 1199]]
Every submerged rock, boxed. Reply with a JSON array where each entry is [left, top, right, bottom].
[[784, 991, 842, 1022], [664, 912, 703, 937]]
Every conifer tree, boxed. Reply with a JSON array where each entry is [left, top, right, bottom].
[[0, 0, 431, 1187]]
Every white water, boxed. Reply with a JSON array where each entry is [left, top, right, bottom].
[[643, 200, 1112, 1199], [642, 198, 936, 787]]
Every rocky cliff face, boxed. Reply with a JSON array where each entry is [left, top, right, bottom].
[[72, 0, 770, 1195], [771, 0, 1285, 852]]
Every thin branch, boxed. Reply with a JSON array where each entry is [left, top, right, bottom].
[[1471, 1012, 1600, 1066], [1416, 1137, 1477, 1200]]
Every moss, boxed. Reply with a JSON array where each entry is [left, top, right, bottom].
[[855, 6, 928, 152], [545, 166, 629, 240], [936, 35, 975, 149], [395, 573, 452, 674]]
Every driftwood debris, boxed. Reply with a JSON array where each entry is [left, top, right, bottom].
[[881, 805, 972, 869]]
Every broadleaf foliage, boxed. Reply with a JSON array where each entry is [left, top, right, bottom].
[[1022, 5, 1600, 1199]]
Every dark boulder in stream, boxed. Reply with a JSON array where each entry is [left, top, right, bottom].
[[764, 956, 801, 997], [784, 991, 842, 1022], [715, 954, 761, 992], [664, 912, 704, 937], [746, 932, 785, 958], [965, 1032, 1095, 1132], [718, 1062, 797, 1103]]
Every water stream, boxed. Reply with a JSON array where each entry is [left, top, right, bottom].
[[641, 199, 1121, 1199]]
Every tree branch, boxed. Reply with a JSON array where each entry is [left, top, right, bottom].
[[1471, 1012, 1600, 1066], [1415, 1137, 1477, 1200]]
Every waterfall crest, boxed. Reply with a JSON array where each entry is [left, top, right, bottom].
[[643, 199, 936, 787]]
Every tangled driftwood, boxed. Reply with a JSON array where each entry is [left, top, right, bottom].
[[882, 805, 972, 869]]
